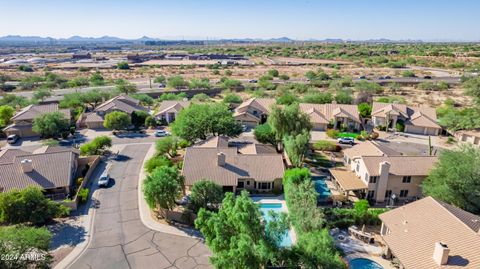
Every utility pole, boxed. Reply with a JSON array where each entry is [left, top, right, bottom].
[[428, 135, 433, 156]]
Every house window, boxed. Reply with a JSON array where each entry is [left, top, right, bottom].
[[356, 163, 359, 172], [385, 190, 392, 198], [237, 181, 244, 189], [402, 176, 412, 183], [367, 190, 375, 199], [253, 110, 258, 116], [399, 190, 409, 198], [369, 176, 378, 183], [246, 181, 250, 186]]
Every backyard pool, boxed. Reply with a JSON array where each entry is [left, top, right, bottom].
[[313, 177, 331, 200], [258, 203, 293, 247], [349, 258, 384, 269]]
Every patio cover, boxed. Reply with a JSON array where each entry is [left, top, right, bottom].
[[329, 168, 368, 191]]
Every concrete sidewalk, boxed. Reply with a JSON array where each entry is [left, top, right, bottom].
[[137, 143, 202, 238]]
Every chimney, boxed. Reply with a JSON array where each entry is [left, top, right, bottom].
[[379, 161, 390, 177], [433, 242, 450, 265], [20, 159, 33, 173], [217, 152, 226, 166]]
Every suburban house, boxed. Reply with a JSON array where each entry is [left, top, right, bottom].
[[154, 100, 190, 124], [379, 196, 480, 269], [330, 141, 438, 204], [233, 98, 361, 131], [181, 136, 285, 193], [3, 103, 71, 137], [371, 102, 441, 135], [0, 146, 80, 200], [82, 94, 147, 129], [454, 129, 480, 146]]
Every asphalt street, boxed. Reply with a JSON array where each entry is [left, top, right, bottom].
[[68, 144, 211, 269]]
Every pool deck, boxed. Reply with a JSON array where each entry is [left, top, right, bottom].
[[252, 195, 298, 245]]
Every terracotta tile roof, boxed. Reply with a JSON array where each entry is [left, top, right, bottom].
[[372, 102, 440, 129], [236, 98, 275, 114], [343, 141, 401, 159], [84, 112, 104, 123], [379, 197, 480, 269], [0, 148, 78, 192], [95, 94, 147, 114], [195, 136, 229, 148], [0, 149, 29, 164], [155, 100, 190, 116], [361, 156, 438, 176], [182, 139, 284, 187], [11, 104, 70, 121]]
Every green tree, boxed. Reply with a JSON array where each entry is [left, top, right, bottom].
[[254, 123, 277, 146], [79, 135, 112, 155], [295, 230, 346, 269], [268, 69, 279, 77], [223, 93, 242, 104], [143, 166, 183, 218], [103, 111, 130, 130], [89, 71, 105, 86], [0, 94, 30, 108], [144, 155, 173, 173], [144, 115, 156, 128], [268, 103, 312, 142], [190, 180, 224, 212], [191, 93, 211, 102], [0, 186, 69, 225], [189, 78, 211, 89], [171, 103, 241, 142], [115, 79, 137, 94], [422, 145, 480, 214], [402, 70, 416, 77], [33, 88, 52, 102], [302, 91, 333, 104], [0, 105, 15, 127], [358, 102, 372, 118], [131, 110, 149, 128], [0, 225, 53, 269], [335, 89, 354, 104], [32, 111, 69, 138], [195, 192, 267, 269], [464, 77, 480, 103], [155, 136, 178, 158], [81, 89, 111, 109], [283, 131, 310, 168], [219, 78, 242, 90], [117, 61, 130, 70], [153, 75, 166, 83], [167, 76, 187, 88], [131, 93, 154, 106]]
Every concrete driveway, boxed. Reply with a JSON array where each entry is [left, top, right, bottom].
[[68, 144, 211, 269]]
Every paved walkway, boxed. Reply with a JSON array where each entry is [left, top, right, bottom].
[[59, 144, 211, 269]]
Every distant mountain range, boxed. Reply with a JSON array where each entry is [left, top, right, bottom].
[[0, 35, 472, 44]]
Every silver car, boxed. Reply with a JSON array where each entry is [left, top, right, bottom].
[[98, 172, 110, 187]]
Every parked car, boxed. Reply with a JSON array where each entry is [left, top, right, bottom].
[[337, 137, 355, 145], [98, 171, 110, 187], [385, 76, 392, 79], [241, 124, 248, 132], [423, 76, 432, 79], [248, 79, 257, 83], [154, 130, 170, 137], [176, 195, 191, 205], [378, 76, 385, 80], [359, 76, 366, 79], [158, 83, 166, 88], [6, 134, 19, 144]]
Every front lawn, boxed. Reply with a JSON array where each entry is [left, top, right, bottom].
[[337, 132, 360, 139]]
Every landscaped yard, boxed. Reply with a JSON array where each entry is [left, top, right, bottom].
[[337, 132, 361, 139]]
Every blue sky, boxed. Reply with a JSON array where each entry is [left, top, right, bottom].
[[1, 0, 479, 41]]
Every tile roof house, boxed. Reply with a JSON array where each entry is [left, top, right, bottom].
[[372, 102, 441, 136], [181, 136, 285, 193], [330, 141, 438, 204], [153, 100, 190, 124], [0, 147, 79, 200], [233, 98, 361, 131], [454, 129, 480, 146], [82, 94, 147, 129], [3, 104, 71, 137], [379, 197, 480, 269]]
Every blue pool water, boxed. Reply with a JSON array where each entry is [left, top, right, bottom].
[[349, 258, 384, 269], [258, 203, 293, 247], [313, 177, 331, 200]]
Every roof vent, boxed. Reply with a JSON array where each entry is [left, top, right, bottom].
[[433, 242, 450, 265], [20, 159, 33, 173]]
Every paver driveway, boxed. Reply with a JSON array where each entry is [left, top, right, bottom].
[[69, 144, 211, 269]]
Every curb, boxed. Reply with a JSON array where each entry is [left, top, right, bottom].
[[137, 143, 201, 238]]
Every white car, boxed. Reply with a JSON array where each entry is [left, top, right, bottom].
[[337, 137, 355, 145], [154, 130, 170, 137], [98, 172, 110, 187]]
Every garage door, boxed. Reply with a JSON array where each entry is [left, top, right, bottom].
[[312, 123, 327, 131], [405, 125, 425, 135], [425, 128, 439, 136]]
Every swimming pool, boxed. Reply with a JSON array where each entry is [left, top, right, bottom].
[[258, 203, 292, 247], [349, 258, 384, 269], [312, 177, 331, 200]]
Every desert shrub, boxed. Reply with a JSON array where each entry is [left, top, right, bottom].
[[313, 140, 339, 152], [326, 129, 339, 139], [78, 188, 89, 204]]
